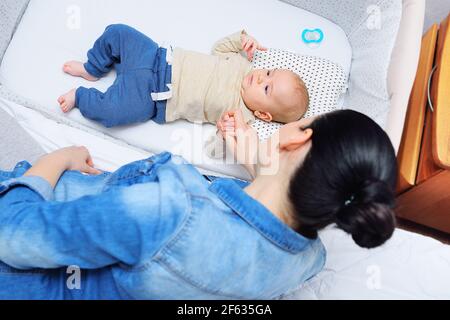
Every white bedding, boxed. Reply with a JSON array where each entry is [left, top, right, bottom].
[[286, 226, 450, 300], [0, 0, 352, 179]]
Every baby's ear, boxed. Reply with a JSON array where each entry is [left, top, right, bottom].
[[254, 111, 273, 122]]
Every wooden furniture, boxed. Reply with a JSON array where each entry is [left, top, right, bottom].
[[396, 13, 450, 234]]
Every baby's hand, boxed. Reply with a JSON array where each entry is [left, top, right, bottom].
[[217, 110, 259, 177], [217, 112, 236, 138], [241, 34, 267, 61]]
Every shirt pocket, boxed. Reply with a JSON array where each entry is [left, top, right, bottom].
[[103, 160, 157, 191]]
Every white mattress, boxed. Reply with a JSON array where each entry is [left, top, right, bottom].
[[0, 0, 352, 179], [286, 226, 450, 300], [0, 97, 225, 177]]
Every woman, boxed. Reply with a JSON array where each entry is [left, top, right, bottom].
[[0, 109, 397, 299]]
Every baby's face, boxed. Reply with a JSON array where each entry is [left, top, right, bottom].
[[241, 69, 307, 123]]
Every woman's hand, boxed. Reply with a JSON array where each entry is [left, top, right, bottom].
[[241, 34, 267, 61], [217, 110, 259, 178], [217, 112, 237, 138], [25, 146, 102, 189], [54, 146, 102, 175]]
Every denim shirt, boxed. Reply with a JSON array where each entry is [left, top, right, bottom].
[[0, 152, 326, 300]]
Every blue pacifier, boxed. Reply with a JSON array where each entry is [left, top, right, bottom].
[[302, 28, 324, 49]]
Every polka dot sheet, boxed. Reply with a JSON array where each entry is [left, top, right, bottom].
[[251, 49, 348, 141]]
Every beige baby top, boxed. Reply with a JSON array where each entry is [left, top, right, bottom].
[[165, 30, 256, 125]]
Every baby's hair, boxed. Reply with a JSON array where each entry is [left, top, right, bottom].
[[294, 74, 310, 118], [276, 71, 310, 123]]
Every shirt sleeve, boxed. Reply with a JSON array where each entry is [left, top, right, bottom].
[[211, 30, 247, 56], [0, 177, 187, 270], [0, 176, 55, 201]]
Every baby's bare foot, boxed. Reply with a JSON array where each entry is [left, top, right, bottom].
[[63, 61, 99, 82], [58, 89, 77, 113]]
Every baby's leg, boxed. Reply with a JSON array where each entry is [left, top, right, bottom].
[[61, 25, 126, 81], [58, 89, 76, 113], [82, 24, 159, 78], [61, 25, 124, 80], [62, 61, 99, 82], [74, 72, 156, 128], [63, 25, 158, 81]]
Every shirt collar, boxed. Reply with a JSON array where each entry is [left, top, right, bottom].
[[209, 178, 316, 253]]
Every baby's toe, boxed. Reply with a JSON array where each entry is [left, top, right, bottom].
[[59, 100, 67, 110]]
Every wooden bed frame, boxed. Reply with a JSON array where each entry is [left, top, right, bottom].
[[396, 13, 450, 234]]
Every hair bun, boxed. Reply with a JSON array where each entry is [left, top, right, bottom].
[[356, 179, 395, 206], [336, 180, 396, 248]]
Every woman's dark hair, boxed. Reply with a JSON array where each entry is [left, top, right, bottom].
[[289, 110, 398, 249]]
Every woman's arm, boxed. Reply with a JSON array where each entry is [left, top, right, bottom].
[[0, 183, 181, 270], [0, 155, 186, 270], [24, 146, 101, 188]]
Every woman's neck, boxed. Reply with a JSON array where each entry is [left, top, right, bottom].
[[244, 173, 297, 228]]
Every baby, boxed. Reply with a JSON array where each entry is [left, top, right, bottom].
[[58, 24, 309, 129]]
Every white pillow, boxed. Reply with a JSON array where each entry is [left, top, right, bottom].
[[280, 0, 403, 132], [251, 49, 348, 140]]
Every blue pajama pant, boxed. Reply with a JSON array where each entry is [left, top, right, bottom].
[[75, 24, 171, 128]]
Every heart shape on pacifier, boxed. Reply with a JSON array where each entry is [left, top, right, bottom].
[[301, 28, 324, 44]]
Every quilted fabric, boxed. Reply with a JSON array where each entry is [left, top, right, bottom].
[[279, 0, 402, 129], [0, 0, 30, 65]]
